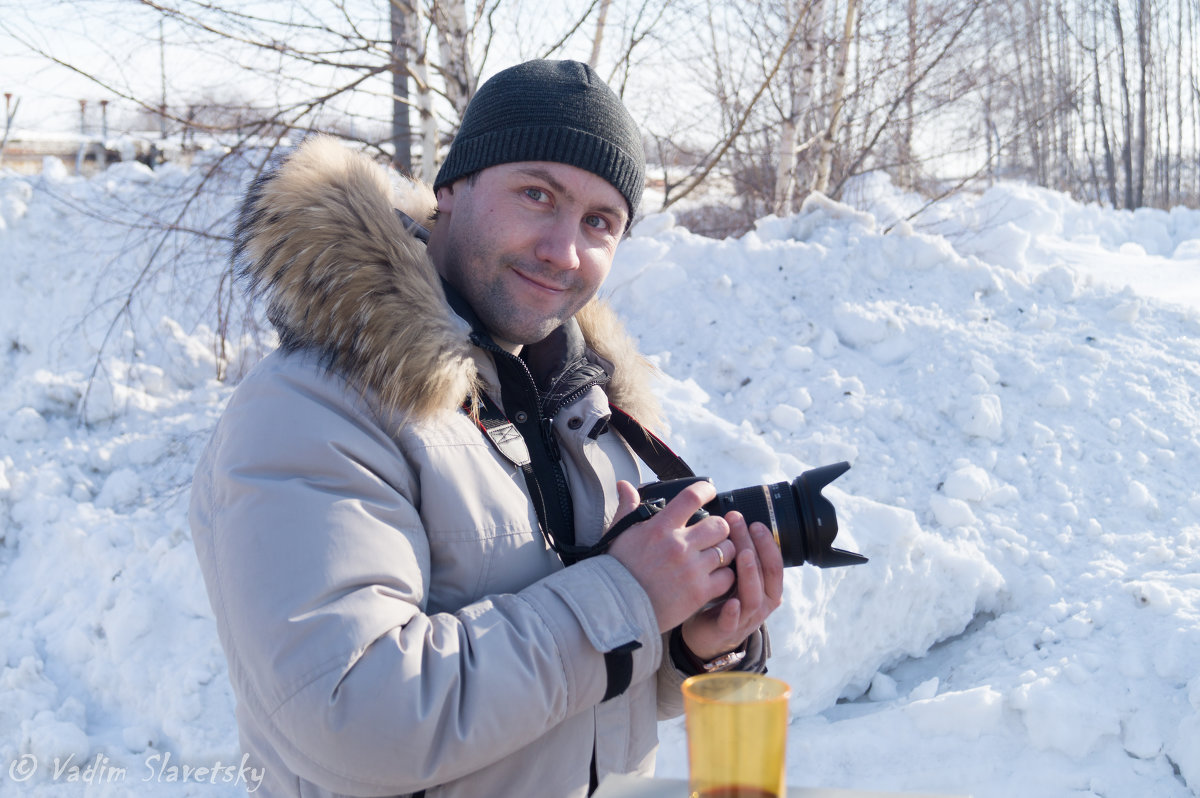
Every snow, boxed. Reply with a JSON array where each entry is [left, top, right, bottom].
[[1, 155, 1199, 797]]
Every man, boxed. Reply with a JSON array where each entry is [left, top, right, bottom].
[[190, 59, 783, 798]]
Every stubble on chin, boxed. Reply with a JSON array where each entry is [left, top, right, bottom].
[[476, 285, 571, 345], [441, 229, 589, 345], [471, 258, 587, 345]]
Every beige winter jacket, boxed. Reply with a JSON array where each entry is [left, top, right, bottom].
[[189, 138, 696, 797]]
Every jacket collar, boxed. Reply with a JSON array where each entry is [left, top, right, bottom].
[[441, 278, 611, 415]]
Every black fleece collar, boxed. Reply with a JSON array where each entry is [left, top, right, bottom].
[[440, 278, 610, 408]]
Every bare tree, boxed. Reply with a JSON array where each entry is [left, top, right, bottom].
[[589, 0, 614, 67], [431, 0, 477, 120], [897, 0, 918, 187], [390, 0, 415, 172], [831, 0, 983, 197], [0, 92, 18, 169], [1133, 0, 1150, 208], [812, 0, 860, 195], [6, 0, 1198, 262], [771, 0, 823, 214], [975, 0, 1200, 209], [658, 0, 809, 214], [1088, 5, 1120, 205]]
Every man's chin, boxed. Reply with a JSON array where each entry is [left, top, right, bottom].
[[510, 323, 562, 347], [484, 316, 563, 349]]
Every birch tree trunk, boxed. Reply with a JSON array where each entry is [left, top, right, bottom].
[[589, 0, 613, 68], [1112, 0, 1134, 208], [813, 0, 859, 195], [390, 0, 415, 173], [899, 0, 918, 187], [773, 97, 799, 213], [773, 0, 817, 214], [0, 94, 18, 170], [410, 13, 440, 183], [1028, 0, 1049, 186], [772, 0, 824, 211], [1173, 0, 1184, 201], [431, 0, 476, 120], [1133, 0, 1150, 208], [1090, 6, 1118, 206]]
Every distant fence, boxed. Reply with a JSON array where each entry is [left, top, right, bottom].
[[0, 133, 161, 176]]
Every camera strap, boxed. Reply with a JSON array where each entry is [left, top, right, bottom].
[[468, 395, 698, 564], [606, 404, 696, 481], [470, 390, 582, 562]]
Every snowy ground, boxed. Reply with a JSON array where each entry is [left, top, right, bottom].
[[1, 153, 1198, 797]]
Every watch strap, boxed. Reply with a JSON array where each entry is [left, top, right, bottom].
[[669, 627, 748, 676]]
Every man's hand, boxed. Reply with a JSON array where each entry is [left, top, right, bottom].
[[605, 480, 738, 633], [679, 510, 783, 660]]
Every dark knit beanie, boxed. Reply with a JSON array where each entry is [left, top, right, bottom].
[[434, 59, 645, 218]]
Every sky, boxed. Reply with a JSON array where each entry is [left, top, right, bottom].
[[1, 143, 1199, 797], [0, 2, 654, 136]]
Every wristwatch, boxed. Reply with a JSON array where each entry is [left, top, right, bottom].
[[700, 647, 747, 672], [671, 627, 748, 675]]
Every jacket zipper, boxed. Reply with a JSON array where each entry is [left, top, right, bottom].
[[547, 374, 608, 419], [472, 335, 609, 448]]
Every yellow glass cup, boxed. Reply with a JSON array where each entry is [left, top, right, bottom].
[[681, 672, 791, 798]]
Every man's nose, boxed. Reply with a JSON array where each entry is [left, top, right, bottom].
[[533, 216, 581, 271]]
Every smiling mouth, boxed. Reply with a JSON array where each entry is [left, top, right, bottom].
[[511, 267, 566, 293]]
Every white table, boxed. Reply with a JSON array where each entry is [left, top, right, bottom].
[[592, 774, 972, 798]]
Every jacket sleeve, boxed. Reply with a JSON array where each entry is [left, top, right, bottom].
[[655, 626, 772, 720], [189, 359, 665, 797]]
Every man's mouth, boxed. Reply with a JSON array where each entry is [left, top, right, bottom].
[[511, 267, 566, 294]]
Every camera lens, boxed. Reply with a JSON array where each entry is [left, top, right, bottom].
[[707, 463, 866, 568], [710, 483, 800, 565]]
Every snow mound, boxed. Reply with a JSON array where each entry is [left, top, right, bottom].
[[3, 159, 1200, 797]]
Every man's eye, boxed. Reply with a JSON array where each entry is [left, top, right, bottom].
[[525, 188, 547, 203], [584, 214, 610, 231]]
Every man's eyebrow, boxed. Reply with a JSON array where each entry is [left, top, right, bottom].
[[514, 165, 567, 195], [513, 166, 628, 226]]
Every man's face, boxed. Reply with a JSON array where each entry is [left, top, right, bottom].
[[430, 161, 629, 348]]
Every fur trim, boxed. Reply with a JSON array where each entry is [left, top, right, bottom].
[[575, 301, 663, 431], [234, 135, 661, 428], [234, 136, 477, 420]]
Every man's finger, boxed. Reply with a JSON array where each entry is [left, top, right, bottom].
[[724, 511, 756, 565], [612, 480, 641, 525], [749, 521, 785, 603], [651, 480, 718, 529], [718, 596, 741, 636], [734, 546, 765, 611]]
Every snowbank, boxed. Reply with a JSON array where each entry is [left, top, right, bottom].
[[1, 159, 1199, 797]]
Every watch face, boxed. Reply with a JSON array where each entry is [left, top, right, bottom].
[[703, 650, 746, 672]]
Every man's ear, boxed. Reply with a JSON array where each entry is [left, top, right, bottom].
[[435, 184, 456, 214]]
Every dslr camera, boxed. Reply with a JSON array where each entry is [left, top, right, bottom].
[[638, 462, 866, 568]]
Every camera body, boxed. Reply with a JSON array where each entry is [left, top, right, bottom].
[[637, 462, 866, 568]]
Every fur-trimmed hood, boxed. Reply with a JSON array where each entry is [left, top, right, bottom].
[[233, 135, 661, 427]]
